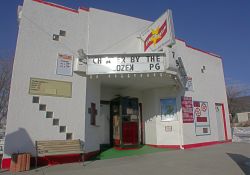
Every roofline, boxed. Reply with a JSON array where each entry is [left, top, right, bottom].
[[176, 38, 221, 59], [32, 0, 87, 14], [31, 0, 222, 59]]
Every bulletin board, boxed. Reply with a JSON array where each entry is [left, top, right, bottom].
[[56, 54, 73, 76], [29, 78, 72, 98]]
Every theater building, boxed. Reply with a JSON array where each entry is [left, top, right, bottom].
[[2, 0, 232, 169]]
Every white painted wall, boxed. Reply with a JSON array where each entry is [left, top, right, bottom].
[[87, 8, 151, 54], [176, 40, 232, 145], [84, 79, 102, 152], [142, 86, 181, 146], [4, 0, 88, 158]]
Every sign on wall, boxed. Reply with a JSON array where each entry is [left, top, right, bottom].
[[181, 96, 194, 123], [56, 54, 73, 76], [160, 98, 177, 121], [87, 53, 166, 75], [140, 9, 175, 52], [185, 77, 193, 91], [193, 101, 211, 135], [29, 78, 72, 98]]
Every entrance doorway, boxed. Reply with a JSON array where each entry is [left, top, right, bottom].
[[110, 97, 140, 148], [100, 101, 110, 144], [215, 103, 228, 141]]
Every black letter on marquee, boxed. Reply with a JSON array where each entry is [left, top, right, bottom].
[[149, 64, 154, 70], [121, 57, 125, 63]]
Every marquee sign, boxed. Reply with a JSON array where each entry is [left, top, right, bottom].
[[140, 10, 175, 52], [87, 53, 166, 75]]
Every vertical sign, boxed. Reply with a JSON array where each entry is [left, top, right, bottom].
[[185, 77, 193, 91], [193, 101, 211, 135], [181, 96, 194, 123], [56, 54, 73, 76], [140, 10, 175, 52]]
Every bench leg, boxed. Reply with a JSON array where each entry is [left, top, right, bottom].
[[81, 154, 84, 166]]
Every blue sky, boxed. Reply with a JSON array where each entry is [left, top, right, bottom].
[[0, 0, 250, 86]]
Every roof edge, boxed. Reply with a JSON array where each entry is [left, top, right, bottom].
[[176, 38, 222, 59]]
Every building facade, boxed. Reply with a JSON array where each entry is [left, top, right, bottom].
[[2, 0, 232, 169]]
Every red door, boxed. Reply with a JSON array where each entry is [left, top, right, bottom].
[[122, 122, 138, 145]]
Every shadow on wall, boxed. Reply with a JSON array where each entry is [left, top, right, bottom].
[[227, 153, 250, 175], [4, 128, 35, 156]]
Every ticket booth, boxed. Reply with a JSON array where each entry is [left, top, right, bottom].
[[110, 97, 140, 148]]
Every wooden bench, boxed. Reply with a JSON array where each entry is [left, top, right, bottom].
[[35, 139, 84, 167]]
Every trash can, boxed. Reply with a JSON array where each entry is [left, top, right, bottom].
[[10, 153, 31, 172]]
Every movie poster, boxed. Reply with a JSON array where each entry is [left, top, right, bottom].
[[160, 98, 177, 121]]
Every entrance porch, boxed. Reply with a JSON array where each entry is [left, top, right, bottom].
[[84, 72, 183, 152]]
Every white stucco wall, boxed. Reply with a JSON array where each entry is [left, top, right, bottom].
[[176, 40, 232, 145], [87, 8, 151, 54], [4, 0, 89, 158], [142, 86, 182, 146]]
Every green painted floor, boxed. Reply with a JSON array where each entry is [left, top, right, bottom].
[[93, 145, 173, 160]]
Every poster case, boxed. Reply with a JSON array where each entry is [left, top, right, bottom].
[[160, 98, 177, 121]]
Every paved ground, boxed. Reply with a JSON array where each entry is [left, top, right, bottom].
[[1, 142, 250, 175]]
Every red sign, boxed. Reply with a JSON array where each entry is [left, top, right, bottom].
[[144, 21, 167, 51], [181, 96, 194, 123]]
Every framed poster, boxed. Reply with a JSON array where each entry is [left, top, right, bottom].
[[160, 98, 177, 121], [193, 101, 211, 136], [56, 54, 73, 76]]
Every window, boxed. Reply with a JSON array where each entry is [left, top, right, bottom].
[[66, 133, 72, 140], [53, 119, 59, 126], [46, 111, 53, 118], [59, 126, 66, 133], [59, 30, 66, 36], [32, 96, 39, 103], [53, 34, 59, 41], [39, 104, 46, 111]]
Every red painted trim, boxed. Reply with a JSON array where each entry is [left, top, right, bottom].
[[114, 147, 140, 150], [1, 158, 11, 169], [1, 151, 100, 169], [221, 104, 228, 140], [186, 44, 221, 59], [175, 38, 221, 59], [83, 150, 99, 161], [183, 140, 232, 149], [147, 140, 232, 150], [79, 7, 90, 12], [175, 37, 186, 43], [33, 0, 79, 14], [147, 144, 180, 149]]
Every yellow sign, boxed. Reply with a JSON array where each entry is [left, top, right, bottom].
[[29, 78, 72, 98]]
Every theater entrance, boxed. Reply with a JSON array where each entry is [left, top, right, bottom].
[[110, 97, 140, 148]]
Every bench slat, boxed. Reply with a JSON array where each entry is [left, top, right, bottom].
[[36, 139, 84, 157]]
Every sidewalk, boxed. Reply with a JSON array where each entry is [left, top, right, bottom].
[[1, 142, 250, 175]]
